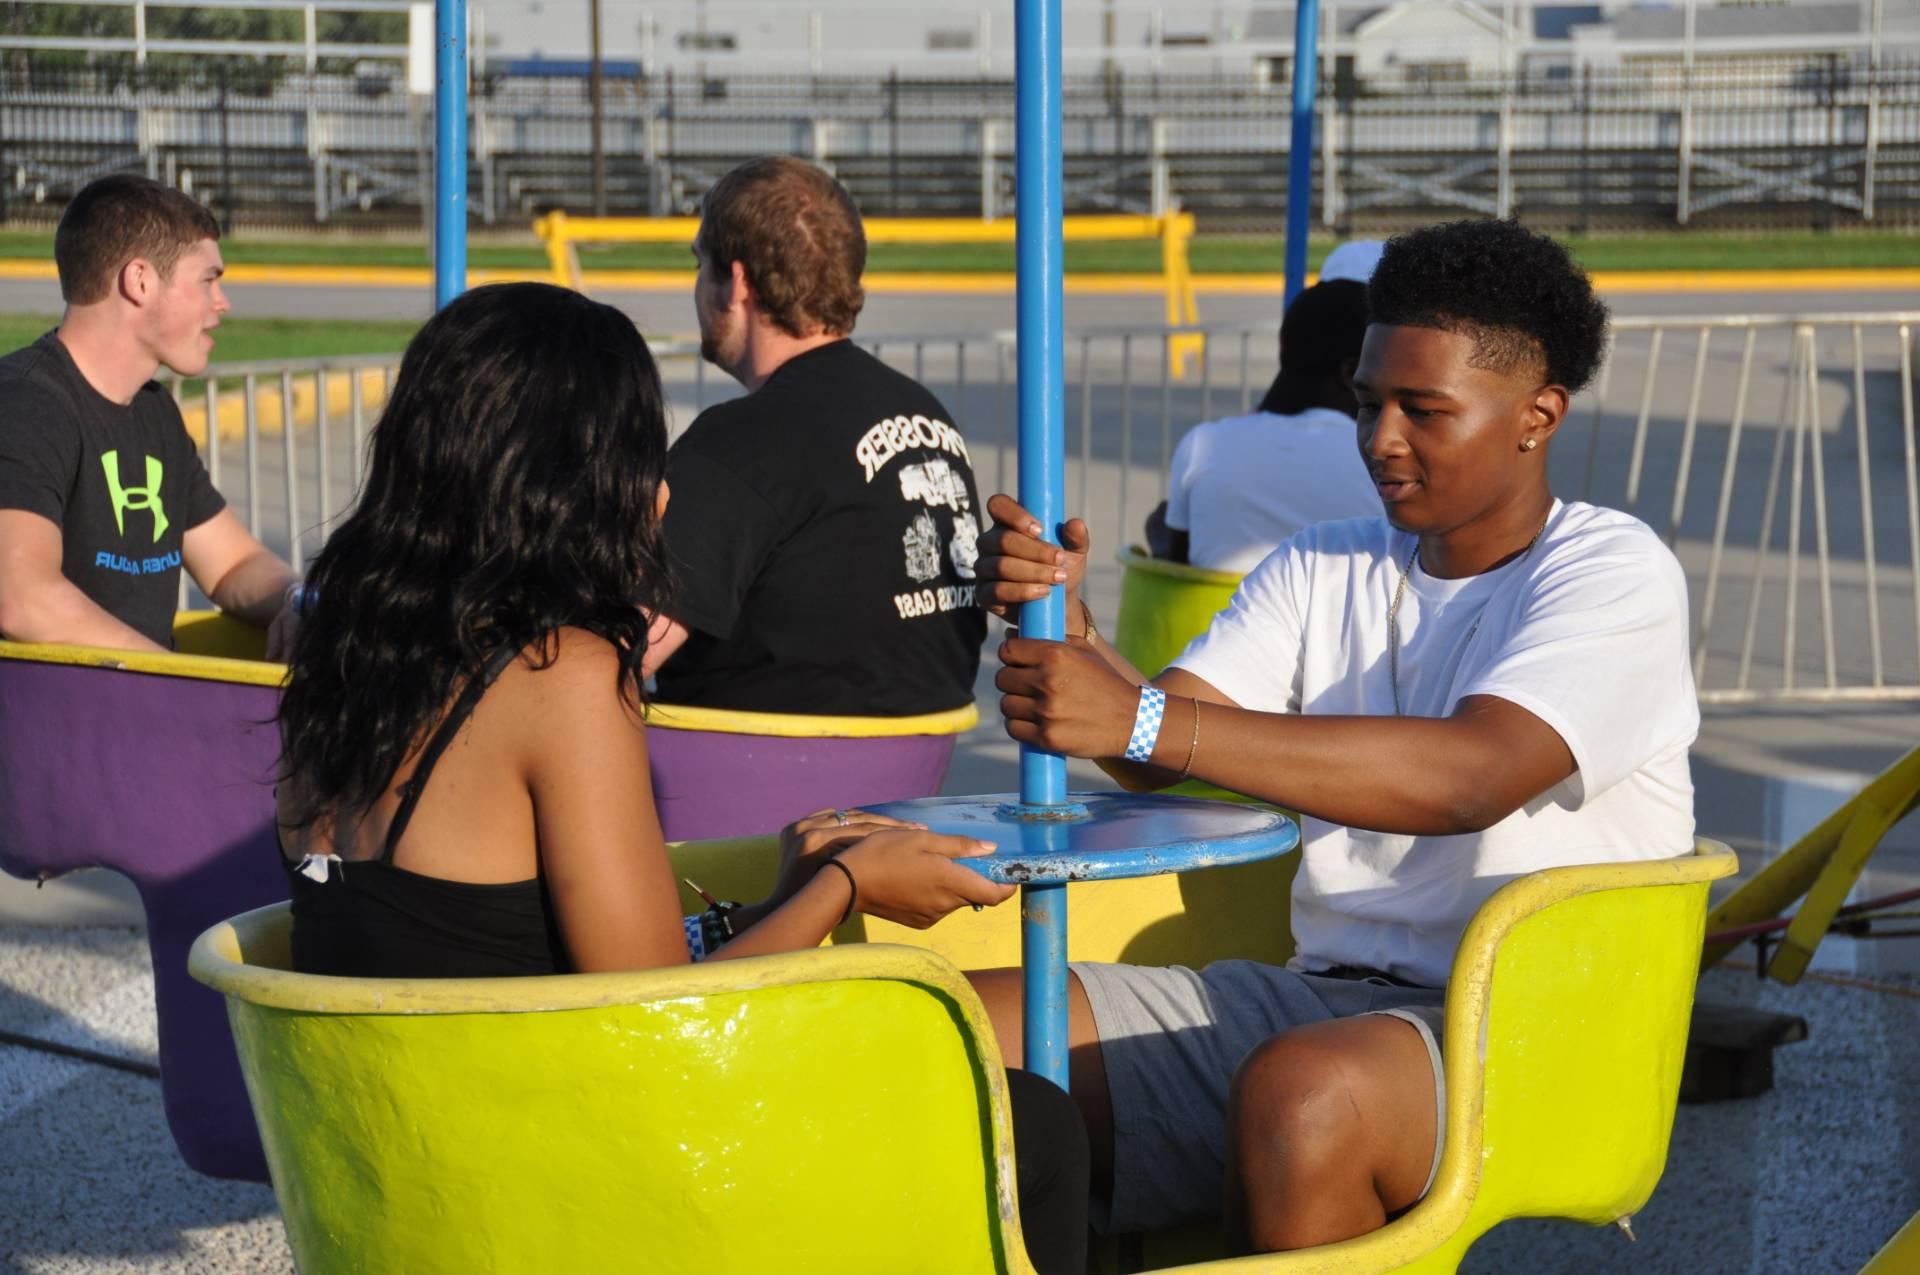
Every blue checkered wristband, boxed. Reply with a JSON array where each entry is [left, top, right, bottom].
[[1124, 685, 1168, 763], [683, 913, 708, 962]]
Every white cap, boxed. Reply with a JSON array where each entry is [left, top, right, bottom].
[[1318, 240, 1386, 285]]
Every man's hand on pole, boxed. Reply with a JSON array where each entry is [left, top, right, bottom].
[[972, 493, 1091, 634]]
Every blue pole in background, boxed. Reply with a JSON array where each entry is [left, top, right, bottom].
[[1283, 0, 1321, 307], [1014, 0, 1070, 1090], [433, 0, 468, 310]]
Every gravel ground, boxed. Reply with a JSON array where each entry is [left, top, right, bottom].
[[0, 926, 287, 1274], [2, 917, 1915, 1274], [1467, 963, 1920, 1274]]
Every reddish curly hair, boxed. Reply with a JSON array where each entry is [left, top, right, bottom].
[[696, 157, 866, 338]]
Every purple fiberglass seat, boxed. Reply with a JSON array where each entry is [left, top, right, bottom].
[[0, 639, 972, 1178], [645, 704, 977, 842], [0, 639, 284, 1181]]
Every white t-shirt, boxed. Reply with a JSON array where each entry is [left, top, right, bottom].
[[1165, 408, 1379, 575], [1171, 500, 1698, 987]]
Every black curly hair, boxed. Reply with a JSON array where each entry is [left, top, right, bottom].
[[277, 282, 674, 828], [1367, 219, 1609, 394]]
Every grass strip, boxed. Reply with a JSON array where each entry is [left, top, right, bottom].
[[0, 315, 421, 369], [0, 229, 1914, 275]]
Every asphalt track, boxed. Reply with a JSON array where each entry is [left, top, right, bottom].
[[1, 274, 1917, 335]]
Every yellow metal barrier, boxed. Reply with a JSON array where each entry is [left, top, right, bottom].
[[533, 210, 1204, 374], [1862, 1211, 1920, 1274], [1700, 741, 1920, 982]]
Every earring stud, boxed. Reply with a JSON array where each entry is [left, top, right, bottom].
[[1521, 438, 1538, 451]]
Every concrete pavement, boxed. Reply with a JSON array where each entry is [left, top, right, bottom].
[[4, 266, 1919, 1272]]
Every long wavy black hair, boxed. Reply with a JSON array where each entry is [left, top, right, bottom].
[[278, 282, 673, 827]]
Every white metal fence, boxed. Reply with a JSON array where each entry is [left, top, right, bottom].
[[189, 312, 1920, 703]]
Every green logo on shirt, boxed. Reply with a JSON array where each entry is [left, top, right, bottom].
[[100, 450, 168, 542]]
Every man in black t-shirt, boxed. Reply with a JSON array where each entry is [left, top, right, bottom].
[[0, 175, 298, 653], [643, 157, 986, 716]]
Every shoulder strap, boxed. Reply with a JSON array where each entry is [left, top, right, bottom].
[[381, 646, 520, 863]]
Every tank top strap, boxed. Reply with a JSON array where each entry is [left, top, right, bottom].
[[381, 646, 521, 864]]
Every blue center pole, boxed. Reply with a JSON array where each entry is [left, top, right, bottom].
[[433, 0, 468, 310], [1283, 0, 1321, 307], [1014, 0, 1070, 1090]]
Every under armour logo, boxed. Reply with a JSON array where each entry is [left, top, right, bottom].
[[101, 450, 168, 542]]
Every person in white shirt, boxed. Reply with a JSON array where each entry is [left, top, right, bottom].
[[1318, 238, 1386, 285], [967, 220, 1694, 1252], [1154, 278, 1378, 572]]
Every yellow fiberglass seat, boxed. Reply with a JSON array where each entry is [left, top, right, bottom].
[[666, 838, 1734, 1271], [1140, 839, 1739, 1274], [170, 609, 272, 661], [188, 904, 1037, 1275], [663, 834, 1732, 1273]]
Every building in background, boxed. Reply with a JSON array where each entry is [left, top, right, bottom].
[[474, 0, 1916, 80]]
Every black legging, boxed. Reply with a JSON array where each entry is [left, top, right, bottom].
[[1006, 1067, 1090, 1275]]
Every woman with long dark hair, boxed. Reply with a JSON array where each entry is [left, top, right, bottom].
[[274, 283, 1086, 1271]]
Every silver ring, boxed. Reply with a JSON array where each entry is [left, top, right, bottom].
[[833, 809, 849, 827]]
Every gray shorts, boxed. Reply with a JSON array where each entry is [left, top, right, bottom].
[[1071, 958, 1447, 1235]]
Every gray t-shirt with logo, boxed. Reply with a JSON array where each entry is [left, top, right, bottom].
[[0, 331, 225, 647]]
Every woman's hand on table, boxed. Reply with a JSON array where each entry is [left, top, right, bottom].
[[772, 807, 923, 906], [974, 494, 1093, 634], [995, 633, 1140, 759], [835, 830, 1015, 929]]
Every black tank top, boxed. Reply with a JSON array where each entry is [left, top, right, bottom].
[[283, 648, 572, 979]]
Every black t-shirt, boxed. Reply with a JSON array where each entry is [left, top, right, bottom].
[[658, 340, 988, 715], [0, 332, 225, 647]]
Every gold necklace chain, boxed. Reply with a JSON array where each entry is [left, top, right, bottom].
[[1388, 515, 1551, 716]]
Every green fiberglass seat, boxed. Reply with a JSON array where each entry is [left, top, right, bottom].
[[1110, 547, 1283, 808], [189, 905, 1038, 1275], [1111, 547, 1244, 682]]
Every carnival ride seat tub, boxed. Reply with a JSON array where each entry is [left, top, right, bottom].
[[193, 839, 1733, 1273], [0, 619, 284, 1180], [191, 910, 1043, 1275], [673, 835, 1736, 1272], [0, 615, 974, 1181], [1109, 547, 1259, 807], [1111, 546, 1244, 682], [643, 700, 977, 840]]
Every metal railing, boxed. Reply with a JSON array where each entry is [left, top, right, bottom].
[[165, 340, 705, 580], [190, 312, 1920, 703], [1581, 312, 1920, 702]]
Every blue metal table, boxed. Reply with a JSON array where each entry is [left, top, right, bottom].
[[869, 792, 1300, 1087]]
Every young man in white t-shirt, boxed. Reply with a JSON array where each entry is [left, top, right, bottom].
[[969, 220, 1697, 1251], [1154, 278, 1379, 573]]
